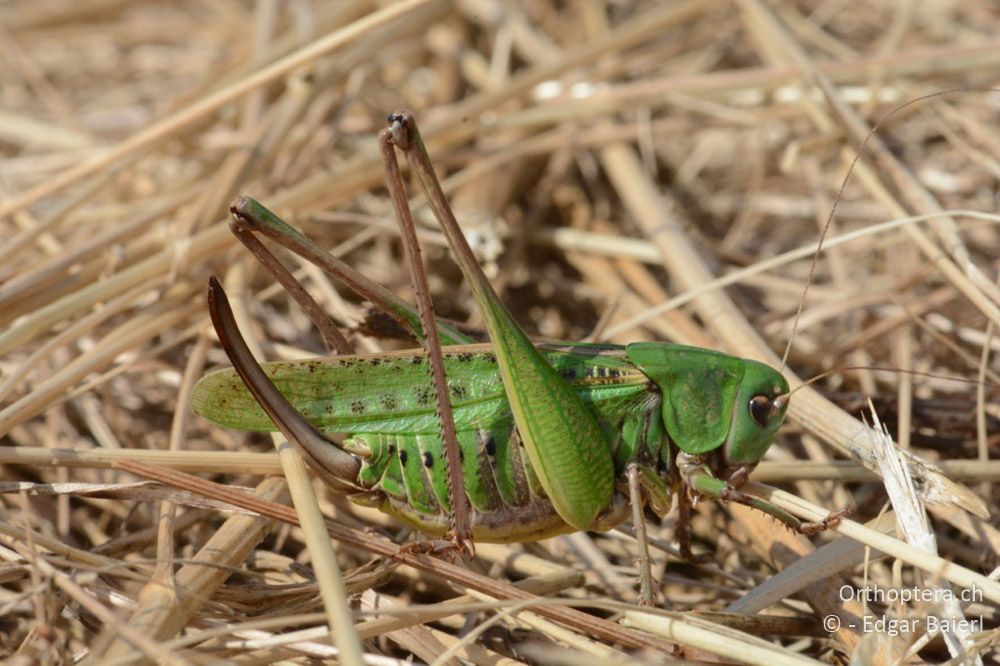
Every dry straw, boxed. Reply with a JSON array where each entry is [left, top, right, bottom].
[[2, 1, 998, 663]]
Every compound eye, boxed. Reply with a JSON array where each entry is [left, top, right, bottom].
[[748, 395, 772, 427]]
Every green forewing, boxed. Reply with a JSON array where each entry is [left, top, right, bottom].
[[626, 342, 745, 455], [192, 346, 504, 434], [191, 344, 648, 435], [191, 343, 647, 531]]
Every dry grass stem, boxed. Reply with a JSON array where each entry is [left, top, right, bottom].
[[2, 2, 998, 663]]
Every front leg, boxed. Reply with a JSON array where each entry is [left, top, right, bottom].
[[680, 455, 847, 537]]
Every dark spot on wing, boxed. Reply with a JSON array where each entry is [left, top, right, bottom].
[[423, 451, 433, 468], [399, 449, 408, 466], [457, 352, 473, 362], [350, 399, 366, 414], [416, 386, 433, 405], [380, 394, 398, 411], [485, 436, 496, 456], [450, 383, 468, 400], [584, 365, 620, 379]]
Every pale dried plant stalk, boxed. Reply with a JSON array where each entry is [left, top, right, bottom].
[[1, 1, 997, 663]]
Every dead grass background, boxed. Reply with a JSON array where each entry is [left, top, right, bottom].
[[1, 1, 998, 663]]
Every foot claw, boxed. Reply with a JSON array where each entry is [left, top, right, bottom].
[[397, 539, 461, 562], [396, 531, 475, 564], [450, 530, 476, 561], [797, 508, 850, 535]]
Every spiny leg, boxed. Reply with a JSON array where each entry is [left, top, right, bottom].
[[626, 464, 657, 606], [229, 196, 471, 347], [689, 470, 849, 535], [227, 168, 474, 555], [227, 212, 352, 355], [379, 121, 473, 558], [675, 485, 712, 564], [792, 509, 850, 535], [386, 111, 615, 535]]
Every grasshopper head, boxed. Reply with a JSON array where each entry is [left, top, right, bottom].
[[626, 343, 790, 483], [721, 359, 789, 467]]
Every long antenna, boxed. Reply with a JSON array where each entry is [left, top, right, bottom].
[[780, 88, 981, 372]]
